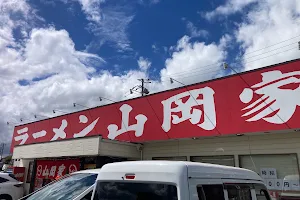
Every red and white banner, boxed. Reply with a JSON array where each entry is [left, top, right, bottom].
[[13, 167, 25, 182], [34, 159, 79, 190], [35, 159, 80, 180], [11, 60, 300, 151]]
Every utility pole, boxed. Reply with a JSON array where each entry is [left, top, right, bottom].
[[0, 143, 5, 161], [141, 79, 144, 96], [130, 79, 151, 97]]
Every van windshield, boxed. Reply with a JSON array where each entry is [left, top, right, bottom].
[[93, 181, 178, 200]]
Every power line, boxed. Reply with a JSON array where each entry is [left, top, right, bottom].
[[162, 64, 221, 78], [244, 42, 296, 59], [159, 46, 298, 83], [243, 47, 297, 65], [244, 34, 300, 56], [162, 62, 221, 77], [159, 41, 299, 81], [162, 68, 222, 81], [160, 38, 300, 79]]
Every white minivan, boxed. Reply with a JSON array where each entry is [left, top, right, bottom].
[[92, 161, 271, 200]]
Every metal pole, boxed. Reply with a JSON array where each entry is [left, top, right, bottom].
[[0, 143, 4, 160], [141, 79, 144, 97]]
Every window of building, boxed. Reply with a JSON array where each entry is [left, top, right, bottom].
[[191, 155, 235, 166], [239, 154, 300, 191], [152, 156, 187, 161], [197, 184, 225, 200]]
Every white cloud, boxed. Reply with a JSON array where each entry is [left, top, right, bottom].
[[186, 21, 209, 38], [151, 44, 159, 53], [0, 27, 147, 144], [77, 0, 104, 23], [160, 35, 227, 88], [235, 0, 300, 71], [139, 0, 160, 5], [138, 56, 151, 71], [150, 0, 160, 4], [0, 0, 227, 148], [74, 0, 134, 51], [0, 0, 139, 145], [89, 6, 134, 51], [204, 0, 258, 20]]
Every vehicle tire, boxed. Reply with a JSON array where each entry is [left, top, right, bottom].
[[0, 194, 12, 200]]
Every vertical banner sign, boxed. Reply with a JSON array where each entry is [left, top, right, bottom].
[[13, 167, 25, 182], [34, 159, 80, 190]]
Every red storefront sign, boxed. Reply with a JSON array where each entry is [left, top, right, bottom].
[[34, 159, 79, 190], [10, 59, 300, 151], [35, 159, 79, 179], [13, 167, 25, 182]]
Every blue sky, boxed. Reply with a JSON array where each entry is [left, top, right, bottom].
[[26, 0, 238, 77], [1, 0, 300, 154]]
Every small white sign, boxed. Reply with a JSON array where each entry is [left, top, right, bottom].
[[274, 179, 283, 190], [290, 180, 300, 191], [268, 168, 277, 179], [283, 180, 291, 191], [260, 168, 269, 179], [260, 168, 277, 179], [267, 179, 275, 190]]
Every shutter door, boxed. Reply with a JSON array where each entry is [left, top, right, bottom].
[[191, 155, 235, 166], [240, 154, 299, 179]]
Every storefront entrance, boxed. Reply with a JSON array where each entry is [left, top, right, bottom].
[[30, 155, 128, 192]]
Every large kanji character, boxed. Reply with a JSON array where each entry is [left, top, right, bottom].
[[107, 104, 147, 139], [161, 87, 216, 132], [240, 70, 300, 123]]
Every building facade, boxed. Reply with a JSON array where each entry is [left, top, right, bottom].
[[11, 59, 300, 199]]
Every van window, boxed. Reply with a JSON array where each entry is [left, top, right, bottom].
[[197, 185, 225, 200], [226, 184, 252, 200], [25, 173, 97, 200], [254, 184, 271, 200], [81, 190, 93, 200], [93, 181, 178, 200]]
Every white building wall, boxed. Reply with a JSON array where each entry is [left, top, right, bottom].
[[143, 131, 300, 168], [99, 139, 140, 159], [12, 136, 140, 160], [12, 136, 101, 159]]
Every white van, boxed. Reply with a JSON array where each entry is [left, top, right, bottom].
[[92, 161, 271, 200]]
